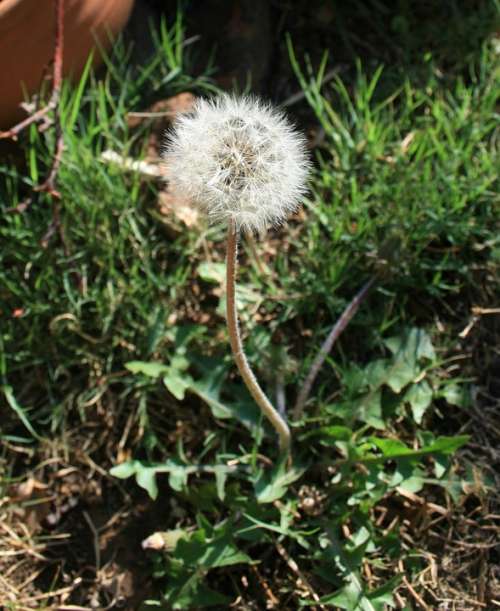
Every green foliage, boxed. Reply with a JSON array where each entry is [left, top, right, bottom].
[[125, 332, 262, 435], [328, 327, 448, 428], [315, 529, 401, 609], [111, 459, 242, 501], [149, 519, 252, 609], [113, 326, 470, 607], [253, 457, 305, 503], [0, 17, 215, 438], [1, 7, 498, 608]]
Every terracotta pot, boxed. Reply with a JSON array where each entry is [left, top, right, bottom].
[[0, 0, 134, 129]]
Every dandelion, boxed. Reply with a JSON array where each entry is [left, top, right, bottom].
[[163, 95, 310, 454]]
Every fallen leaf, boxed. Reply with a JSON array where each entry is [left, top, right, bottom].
[[158, 190, 199, 228], [126, 92, 196, 128]]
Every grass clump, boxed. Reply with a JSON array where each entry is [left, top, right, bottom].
[[0, 18, 214, 438]]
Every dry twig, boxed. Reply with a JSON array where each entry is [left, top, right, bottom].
[[293, 277, 376, 419]]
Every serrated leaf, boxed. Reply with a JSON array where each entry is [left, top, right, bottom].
[[405, 379, 433, 423], [371, 438, 411, 456], [156, 458, 191, 492], [254, 461, 304, 504], [189, 362, 260, 433], [383, 328, 436, 393], [334, 392, 384, 428], [170, 354, 190, 371], [341, 362, 369, 392], [385, 358, 418, 393], [321, 531, 378, 611], [216, 282, 261, 319], [426, 435, 469, 454], [191, 379, 230, 419], [174, 526, 252, 571], [301, 425, 353, 445], [363, 359, 389, 390], [197, 261, 226, 284], [163, 370, 191, 400], [441, 383, 469, 408], [110, 460, 138, 479], [367, 575, 401, 608], [356, 390, 385, 429], [310, 575, 399, 610], [384, 327, 436, 361], [136, 467, 159, 500], [172, 324, 207, 350], [369, 435, 469, 460], [398, 472, 425, 493], [214, 466, 228, 501], [433, 453, 449, 478], [318, 582, 367, 609], [200, 538, 251, 569], [165, 573, 230, 610], [125, 360, 168, 377]]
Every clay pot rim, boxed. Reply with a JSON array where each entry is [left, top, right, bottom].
[[0, 0, 24, 18], [0, 0, 43, 33]]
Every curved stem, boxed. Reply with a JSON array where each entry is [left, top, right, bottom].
[[226, 220, 291, 454], [293, 277, 376, 420]]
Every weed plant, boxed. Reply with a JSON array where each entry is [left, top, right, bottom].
[[0, 11, 499, 610]]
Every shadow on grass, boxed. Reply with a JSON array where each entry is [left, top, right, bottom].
[[276, 0, 499, 81]]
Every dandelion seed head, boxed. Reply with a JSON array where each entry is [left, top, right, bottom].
[[163, 95, 310, 233]]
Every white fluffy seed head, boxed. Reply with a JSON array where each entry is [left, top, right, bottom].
[[163, 95, 310, 233]]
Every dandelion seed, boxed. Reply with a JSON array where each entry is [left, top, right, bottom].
[[163, 95, 310, 454], [163, 94, 310, 233]]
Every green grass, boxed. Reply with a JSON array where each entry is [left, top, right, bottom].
[[285, 39, 499, 347], [1, 9, 499, 610], [1, 17, 215, 437]]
